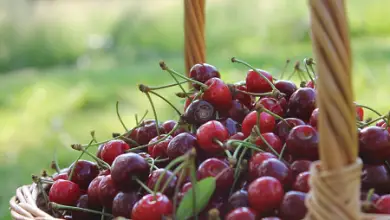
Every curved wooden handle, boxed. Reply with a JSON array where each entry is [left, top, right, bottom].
[[184, 0, 206, 74]]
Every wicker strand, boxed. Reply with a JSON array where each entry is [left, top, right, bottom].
[[184, 0, 206, 74]]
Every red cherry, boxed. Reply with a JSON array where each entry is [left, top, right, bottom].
[[286, 88, 316, 121], [49, 179, 81, 206], [147, 169, 177, 197], [147, 135, 172, 159], [97, 144, 104, 159], [196, 120, 229, 153], [248, 176, 284, 214], [167, 132, 198, 159], [67, 160, 99, 190], [292, 171, 310, 193], [197, 158, 234, 191], [202, 77, 233, 111], [131, 193, 173, 220], [189, 63, 220, 90], [53, 172, 69, 181], [309, 108, 319, 129], [225, 207, 257, 220], [274, 80, 297, 100], [305, 80, 314, 88], [112, 191, 139, 218], [375, 195, 390, 214], [230, 132, 245, 141], [290, 160, 312, 179], [246, 69, 273, 93], [286, 125, 319, 160], [98, 175, 119, 209], [279, 191, 308, 220], [273, 118, 305, 142], [87, 176, 104, 208], [220, 99, 250, 123], [242, 111, 275, 138], [377, 120, 386, 127], [359, 126, 390, 164], [249, 152, 277, 180], [233, 84, 255, 109], [162, 120, 187, 137], [255, 132, 283, 153], [355, 104, 364, 121], [132, 119, 164, 145], [382, 123, 390, 133], [251, 158, 293, 187], [72, 195, 100, 220], [101, 140, 130, 165], [258, 97, 284, 117]]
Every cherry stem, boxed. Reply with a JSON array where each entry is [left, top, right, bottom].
[[116, 101, 128, 131], [230, 146, 248, 196], [135, 114, 139, 125], [261, 107, 292, 128], [153, 154, 187, 194], [303, 58, 316, 86], [226, 140, 265, 153], [287, 69, 297, 80], [68, 139, 94, 181], [231, 57, 277, 91], [32, 175, 54, 185], [133, 176, 154, 194], [143, 92, 160, 136], [173, 166, 187, 220], [160, 61, 208, 91], [279, 59, 290, 79], [51, 160, 60, 173], [148, 80, 188, 90], [149, 90, 182, 116], [189, 157, 198, 220], [255, 125, 281, 158], [161, 163, 186, 194], [137, 110, 149, 125], [71, 144, 111, 170], [100, 207, 106, 220], [356, 104, 382, 118], [160, 63, 190, 99], [154, 157, 170, 163], [359, 115, 387, 128], [236, 89, 273, 97], [213, 138, 233, 158], [50, 202, 113, 218], [279, 143, 287, 160], [366, 188, 375, 203], [176, 92, 195, 98]]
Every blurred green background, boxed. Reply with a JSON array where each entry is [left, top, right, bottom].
[[0, 0, 389, 218]]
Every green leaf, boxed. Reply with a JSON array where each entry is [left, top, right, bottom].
[[176, 177, 216, 220]]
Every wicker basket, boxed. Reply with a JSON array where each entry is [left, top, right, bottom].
[[9, 0, 390, 219]]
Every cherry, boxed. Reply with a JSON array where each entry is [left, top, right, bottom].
[[274, 80, 297, 100], [131, 193, 173, 220], [111, 153, 149, 191], [202, 77, 233, 111], [355, 104, 364, 121], [167, 132, 198, 159], [293, 171, 310, 193], [147, 169, 177, 196], [375, 195, 390, 214], [361, 165, 390, 194], [189, 63, 220, 90], [53, 173, 69, 181], [131, 119, 164, 145], [382, 123, 390, 133], [112, 191, 139, 218], [72, 194, 100, 220], [279, 191, 307, 220], [251, 158, 292, 187], [359, 126, 390, 164], [230, 132, 245, 141], [233, 84, 255, 109], [97, 144, 104, 159], [101, 140, 131, 165], [147, 135, 172, 159], [286, 88, 316, 121], [98, 175, 119, 209], [361, 191, 380, 213], [183, 100, 216, 125], [309, 108, 319, 129], [67, 160, 99, 190], [225, 207, 257, 220], [218, 118, 240, 137], [305, 80, 314, 88], [249, 152, 277, 180], [162, 120, 187, 137], [273, 118, 305, 142], [197, 158, 234, 191], [255, 132, 283, 153], [290, 160, 311, 179], [49, 179, 81, 206], [242, 111, 275, 138], [258, 97, 284, 117], [248, 176, 284, 214], [286, 125, 319, 160], [246, 69, 273, 93], [221, 99, 250, 123], [87, 176, 104, 208], [196, 120, 229, 153], [227, 190, 249, 211]]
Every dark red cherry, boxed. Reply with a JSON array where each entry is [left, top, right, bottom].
[[377, 120, 386, 127], [111, 153, 149, 191], [286, 88, 316, 121], [167, 132, 198, 159], [286, 125, 319, 160], [147, 135, 172, 159], [112, 191, 139, 218], [359, 126, 390, 164], [225, 207, 257, 220], [293, 171, 310, 193], [87, 176, 104, 208], [233, 84, 255, 109], [147, 169, 177, 196], [251, 158, 293, 187], [249, 152, 277, 180], [230, 132, 245, 141], [290, 160, 311, 179], [375, 195, 390, 214], [162, 120, 187, 137], [361, 165, 390, 194], [309, 108, 319, 129], [246, 69, 273, 93], [53, 172, 69, 181], [197, 158, 234, 191], [274, 118, 305, 142], [258, 97, 284, 117], [274, 80, 298, 100], [279, 191, 307, 220], [248, 176, 284, 214], [255, 132, 283, 153], [184, 93, 199, 111], [101, 140, 131, 165], [97, 144, 104, 159], [131, 193, 173, 220], [67, 160, 99, 190], [242, 111, 275, 138], [196, 120, 229, 153], [98, 175, 119, 209], [49, 179, 81, 206], [218, 118, 240, 137], [183, 100, 216, 126], [202, 77, 233, 111], [189, 63, 220, 90], [227, 190, 249, 211], [382, 123, 390, 133], [72, 195, 100, 220], [221, 99, 250, 123], [132, 120, 164, 145]]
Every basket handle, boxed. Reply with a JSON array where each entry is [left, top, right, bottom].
[[184, 0, 206, 74]]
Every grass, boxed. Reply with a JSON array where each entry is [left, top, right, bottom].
[[1, 0, 390, 218]]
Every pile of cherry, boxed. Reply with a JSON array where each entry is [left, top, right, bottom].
[[37, 58, 390, 220]]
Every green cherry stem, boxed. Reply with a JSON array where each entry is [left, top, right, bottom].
[[153, 154, 188, 194], [230, 147, 248, 196], [137, 110, 149, 125], [356, 104, 382, 118], [69, 139, 94, 181], [148, 80, 188, 90], [143, 92, 160, 136], [116, 101, 128, 131], [213, 138, 233, 159], [236, 89, 273, 97], [279, 143, 287, 160], [133, 177, 154, 195], [149, 90, 182, 116], [226, 140, 265, 153], [261, 107, 292, 128], [279, 59, 290, 79], [135, 114, 139, 125], [189, 157, 198, 220], [50, 202, 113, 218], [160, 61, 208, 91], [366, 188, 375, 203], [160, 163, 186, 194], [100, 207, 106, 220], [173, 166, 187, 220], [71, 144, 111, 170], [359, 115, 388, 128], [303, 58, 316, 86]]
